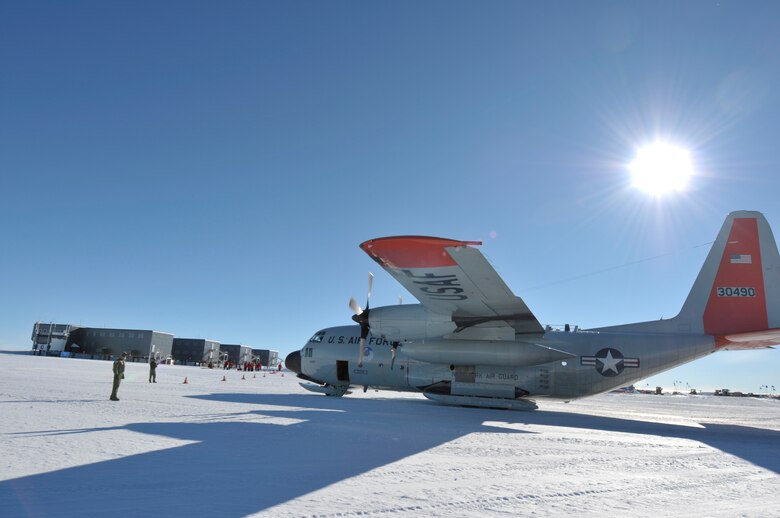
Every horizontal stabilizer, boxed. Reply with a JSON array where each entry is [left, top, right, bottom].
[[716, 328, 780, 350]]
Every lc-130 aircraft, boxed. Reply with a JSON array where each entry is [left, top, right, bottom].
[[285, 211, 780, 410]]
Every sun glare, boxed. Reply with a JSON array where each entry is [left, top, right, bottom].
[[629, 142, 693, 195]]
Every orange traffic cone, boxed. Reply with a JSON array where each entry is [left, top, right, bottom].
[[183, 377, 188, 384], [221, 375, 226, 382]]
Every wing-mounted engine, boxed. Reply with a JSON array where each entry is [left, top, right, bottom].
[[359, 235, 544, 335], [368, 304, 456, 341], [351, 235, 545, 364]]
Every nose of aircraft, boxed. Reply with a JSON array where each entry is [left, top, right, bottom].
[[285, 350, 301, 375]]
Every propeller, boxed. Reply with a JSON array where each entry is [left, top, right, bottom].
[[349, 272, 373, 367], [383, 295, 404, 368], [390, 341, 400, 370]]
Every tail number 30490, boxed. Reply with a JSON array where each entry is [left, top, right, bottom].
[[717, 287, 756, 297]]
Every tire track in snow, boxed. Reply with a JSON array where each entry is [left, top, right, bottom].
[[295, 479, 723, 517]]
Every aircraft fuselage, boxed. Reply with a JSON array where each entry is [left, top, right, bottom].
[[292, 324, 717, 402], [286, 212, 780, 409]]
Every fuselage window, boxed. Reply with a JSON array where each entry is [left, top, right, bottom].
[[310, 331, 325, 343]]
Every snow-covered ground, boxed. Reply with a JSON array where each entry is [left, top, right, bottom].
[[1, 352, 778, 517]]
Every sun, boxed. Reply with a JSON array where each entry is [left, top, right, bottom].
[[629, 142, 694, 195]]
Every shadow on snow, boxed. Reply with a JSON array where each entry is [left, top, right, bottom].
[[1, 393, 778, 517]]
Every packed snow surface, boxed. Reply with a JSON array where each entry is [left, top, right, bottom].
[[1, 352, 779, 517]]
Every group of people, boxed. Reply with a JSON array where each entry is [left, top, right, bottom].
[[109, 354, 158, 401], [110, 354, 283, 400], [222, 360, 282, 371]]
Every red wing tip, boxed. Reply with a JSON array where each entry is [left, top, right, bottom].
[[360, 236, 481, 250], [359, 236, 481, 269]]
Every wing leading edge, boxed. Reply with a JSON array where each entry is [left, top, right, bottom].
[[360, 236, 544, 336]]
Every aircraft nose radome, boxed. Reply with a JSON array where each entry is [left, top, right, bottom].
[[285, 351, 301, 375]]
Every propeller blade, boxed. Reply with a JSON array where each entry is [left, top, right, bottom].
[[351, 272, 374, 368], [349, 297, 362, 315], [366, 272, 374, 310], [390, 343, 397, 370]]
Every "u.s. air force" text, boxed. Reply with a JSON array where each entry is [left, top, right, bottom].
[[402, 270, 467, 300], [327, 335, 392, 345]]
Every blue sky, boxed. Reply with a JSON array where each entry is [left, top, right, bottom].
[[2, 1, 779, 392]]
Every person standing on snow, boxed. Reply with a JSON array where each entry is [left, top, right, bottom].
[[110, 352, 126, 401], [149, 357, 157, 383]]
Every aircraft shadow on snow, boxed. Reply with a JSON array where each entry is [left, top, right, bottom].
[[2, 393, 779, 517]]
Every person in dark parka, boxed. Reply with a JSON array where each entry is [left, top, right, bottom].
[[149, 357, 157, 383], [110, 352, 126, 401]]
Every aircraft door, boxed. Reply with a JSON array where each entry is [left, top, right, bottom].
[[336, 360, 350, 382], [453, 365, 476, 383]]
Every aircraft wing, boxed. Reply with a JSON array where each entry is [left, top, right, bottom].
[[360, 236, 544, 335]]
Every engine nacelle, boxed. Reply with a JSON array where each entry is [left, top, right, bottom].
[[368, 304, 456, 341]]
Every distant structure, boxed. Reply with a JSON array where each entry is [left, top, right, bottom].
[[172, 338, 220, 366], [30, 322, 276, 368], [220, 344, 253, 366], [67, 327, 173, 361], [31, 323, 75, 356], [31, 323, 173, 361], [252, 348, 279, 368]]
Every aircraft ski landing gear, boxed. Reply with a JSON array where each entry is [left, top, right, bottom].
[[299, 382, 352, 397], [422, 392, 539, 411]]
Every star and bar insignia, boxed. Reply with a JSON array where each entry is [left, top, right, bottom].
[[581, 348, 639, 377]]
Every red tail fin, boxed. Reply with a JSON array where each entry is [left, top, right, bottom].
[[702, 217, 768, 335]]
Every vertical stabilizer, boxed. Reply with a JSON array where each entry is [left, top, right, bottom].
[[675, 211, 780, 335]]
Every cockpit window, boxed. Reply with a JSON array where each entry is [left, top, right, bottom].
[[309, 331, 325, 343]]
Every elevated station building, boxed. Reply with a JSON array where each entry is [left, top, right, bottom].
[[220, 344, 253, 366], [252, 349, 279, 368], [172, 338, 221, 366], [31, 322, 274, 368], [67, 327, 174, 361], [31, 323, 173, 361], [31, 323, 77, 356]]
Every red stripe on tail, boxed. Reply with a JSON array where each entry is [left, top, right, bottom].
[[703, 218, 768, 335]]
